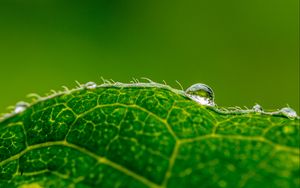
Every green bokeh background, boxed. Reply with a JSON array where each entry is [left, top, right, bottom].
[[0, 1, 299, 113]]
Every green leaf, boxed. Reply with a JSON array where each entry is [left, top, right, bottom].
[[0, 83, 299, 188]]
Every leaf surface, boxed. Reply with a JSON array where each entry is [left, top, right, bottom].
[[0, 83, 299, 188]]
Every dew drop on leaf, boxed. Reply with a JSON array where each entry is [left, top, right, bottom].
[[252, 104, 263, 112], [185, 83, 215, 106], [84, 82, 97, 89], [279, 107, 298, 118], [14, 101, 29, 114]]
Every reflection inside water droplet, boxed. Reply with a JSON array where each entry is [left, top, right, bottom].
[[252, 104, 263, 112], [14, 102, 29, 114], [185, 83, 215, 106], [280, 107, 298, 118], [84, 82, 97, 89]]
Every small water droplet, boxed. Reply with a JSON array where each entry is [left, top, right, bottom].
[[14, 102, 29, 114], [279, 107, 298, 118], [84, 82, 97, 89], [185, 83, 215, 106], [252, 104, 263, 112]]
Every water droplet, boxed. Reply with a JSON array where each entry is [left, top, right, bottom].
[[84, 82, 97, 89], [252, 104, 263, 112], [279, 107, 298, 118], [14, 102, 29, 114], [185, 83, 215, 106]]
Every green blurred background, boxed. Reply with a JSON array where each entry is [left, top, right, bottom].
[[0, 0, 299, 113]]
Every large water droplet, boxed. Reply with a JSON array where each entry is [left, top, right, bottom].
[[279, 107, 298, 118], [14, 102, 29, 114], [84, 82, 97, 89], [252, 104, 263, 112], [185, 83, 215, 106]]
